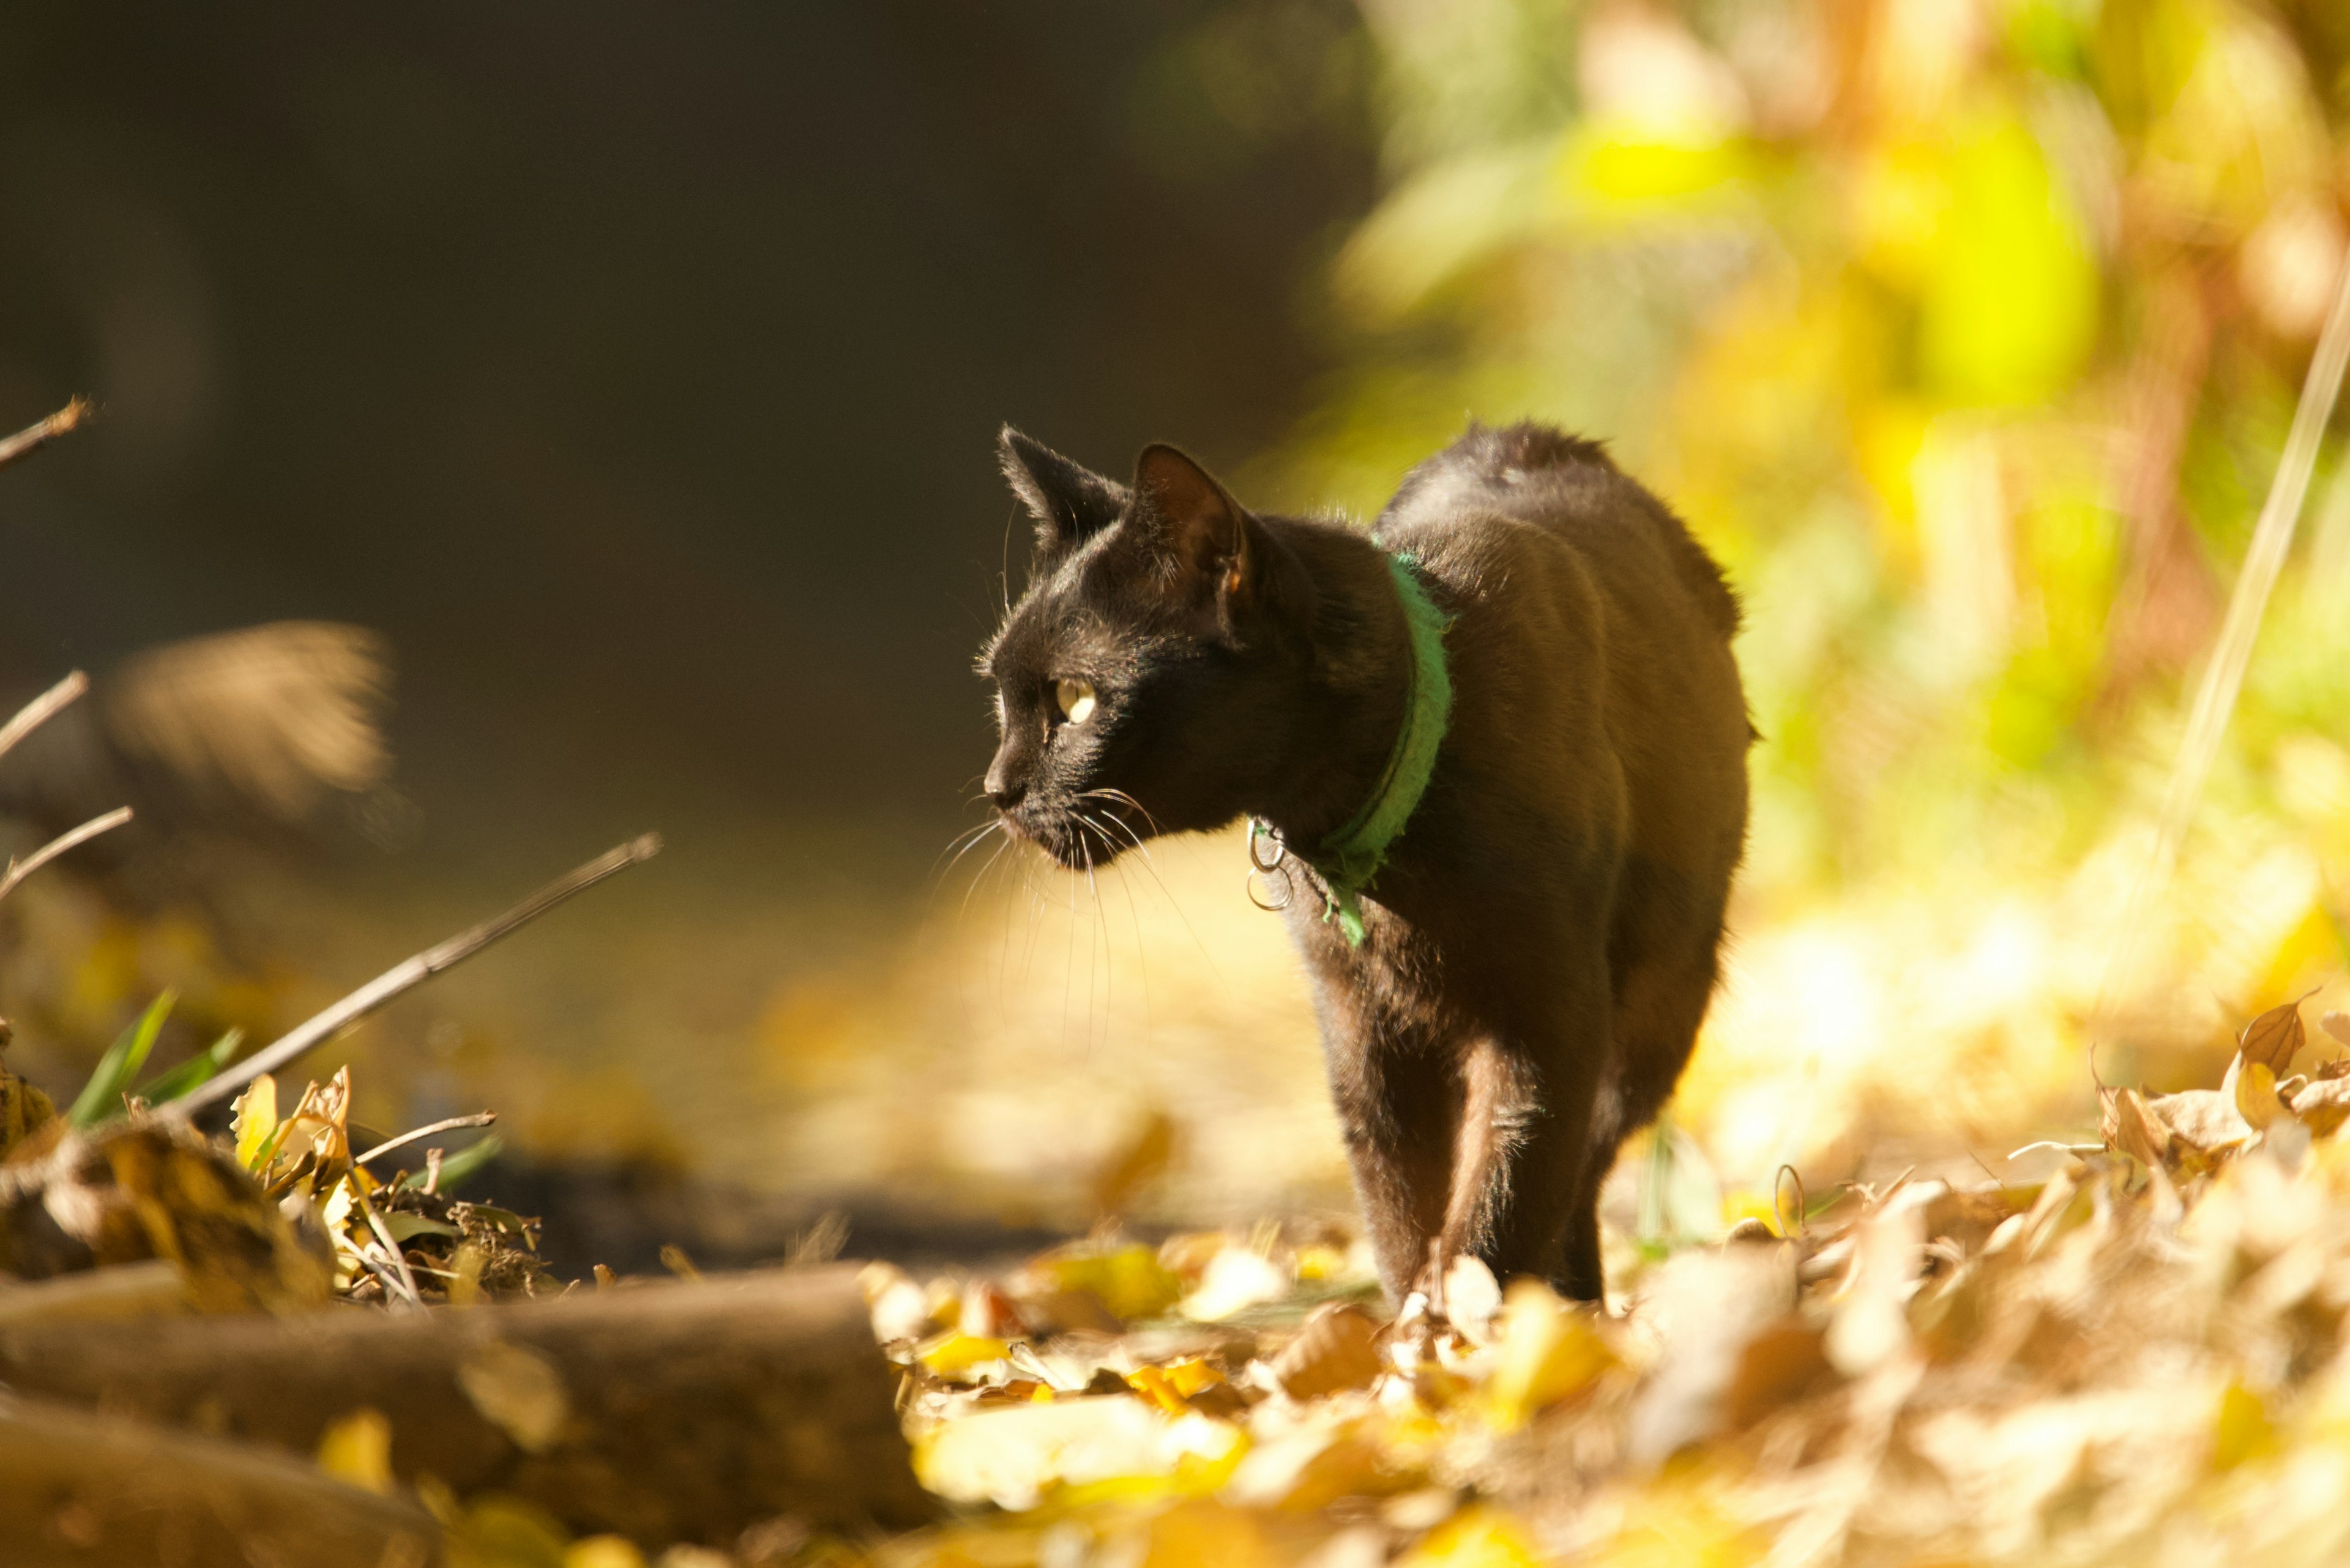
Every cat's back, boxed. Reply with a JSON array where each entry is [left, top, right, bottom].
[[1370, 422, 1748, 863], [1371, 422, 1739, 646]]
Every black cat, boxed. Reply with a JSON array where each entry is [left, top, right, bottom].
[[976, 422, 1750, 1304]]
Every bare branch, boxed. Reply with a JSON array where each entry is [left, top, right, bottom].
[[177, 833, 663, 1114], [0, 397, 90, 473], [0, 807, 133, 907], [0, 670, 89, 769]]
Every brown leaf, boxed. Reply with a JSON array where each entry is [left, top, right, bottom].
[[2240, 995, 2314, 1075], [2110, 1089, 2173, 1167], [2322, 1011, 2350, 1049], [1271, 1302, 1384, 1400]]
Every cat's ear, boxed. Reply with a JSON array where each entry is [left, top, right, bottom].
[[999, 427, 1129, 560], [1133, 444, 1254, 610]]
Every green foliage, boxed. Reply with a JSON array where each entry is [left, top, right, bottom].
[[65, 990, 174, 1128]]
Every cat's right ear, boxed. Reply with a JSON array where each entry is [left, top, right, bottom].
[[999, 428, 1130, 562]]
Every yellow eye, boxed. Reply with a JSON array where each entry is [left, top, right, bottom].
[[1055, 677, 1097, 725]]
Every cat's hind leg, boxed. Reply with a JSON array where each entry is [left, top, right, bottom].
[[1444, 952, 1613, 1301]]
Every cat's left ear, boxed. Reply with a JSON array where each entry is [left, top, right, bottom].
[[1133, 444, 1257, 613]]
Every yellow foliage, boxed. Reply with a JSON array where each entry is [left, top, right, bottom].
[[1396, 1507, 1545, 1568]]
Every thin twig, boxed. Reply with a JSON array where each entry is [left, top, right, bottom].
[[0, 397, 89, 473], [352, 1113, 497, 1168], [354, 1187, 425, 1310], [0, 670, 89, 769], [0, 807, 133, 906], [177, 834, 663, 1114]]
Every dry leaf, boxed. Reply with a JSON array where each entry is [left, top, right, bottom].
[[2321, 1011, 2350, 1048], [1482, 1280, 1614, 1430], [2111, 1088, 2173, 1166], [2286, 1076, 2350, 1137], [1272, 1302, 1384, 1399], [2146, 1088, 2254, 1167], [2239, 995, 2313, 1075]]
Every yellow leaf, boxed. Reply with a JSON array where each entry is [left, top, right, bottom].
[[1127, 1364, 1192, 1416], [1396, 1506, 1543, 1568], [316, 1406, 394, 1495], [231, 1073, 278, 1171], [1028, 1242, 1184, 1324], [1482, 1281, 1614, 1431], [917, 1332, 1014, 1378], [2235, 1056, 2287, 1131]]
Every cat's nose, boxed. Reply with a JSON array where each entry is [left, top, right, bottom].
[[985, 759, 1027, 811]]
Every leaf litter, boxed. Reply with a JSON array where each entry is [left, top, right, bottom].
[[843, 989, 2350, 1568]]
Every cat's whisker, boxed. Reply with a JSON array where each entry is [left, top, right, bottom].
[[933, 817, 1005, 884], [1073, 805, 1217, 976], [958, 830, 1013, 918], [1082, 788, 1166, 843]]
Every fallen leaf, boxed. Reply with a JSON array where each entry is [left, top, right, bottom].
[[2240, 994, 2315, 1075], [1272, 1302, 1385, 1400], [2234, 1056, 2288, 1131], [1482, 1280, 1614, 1430], [2147, 1088, 2255, 1168], [2111, 1088, 2173, 1167], [1393, 1504, 1544, 1567], [2287, 1076, 2350, 1137], [1180, 1247, 1291, 1322]]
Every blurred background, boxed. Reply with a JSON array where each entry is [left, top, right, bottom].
[[2, 0, 2348, 1268]]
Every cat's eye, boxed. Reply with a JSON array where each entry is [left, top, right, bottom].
[[1054, 678, 1097, 725]]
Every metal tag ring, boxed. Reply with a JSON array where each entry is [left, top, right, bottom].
[[1247, 819, 1287, 873], [1245, 868, 1292, 912]]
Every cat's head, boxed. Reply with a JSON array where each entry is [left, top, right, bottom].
[[975, 428, 1307, 868]]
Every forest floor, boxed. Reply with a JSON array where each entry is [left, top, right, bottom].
[[10, 992, 2350, 1567]]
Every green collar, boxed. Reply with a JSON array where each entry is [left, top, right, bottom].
[[1274, 551, 1454, 946]]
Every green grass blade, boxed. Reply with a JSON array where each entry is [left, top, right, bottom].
[[133, 1028, 247, 1108], [66, 991, 177, 1128], [395, 1132, 503, 1193]]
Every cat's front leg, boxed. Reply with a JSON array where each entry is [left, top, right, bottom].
[[1320, 1004, 1461, 1304]]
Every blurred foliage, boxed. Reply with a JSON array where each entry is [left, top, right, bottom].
[[1281, 0, 2350, 898]]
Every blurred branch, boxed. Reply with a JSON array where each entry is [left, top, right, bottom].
[[177, 833, 665, 1114], [351, 1111, 496, 1168], [2094, 253, 2350, 1048], [0, 670, 89, 769], [0, 807, 133, 908], [0, 397, 89, 472]]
